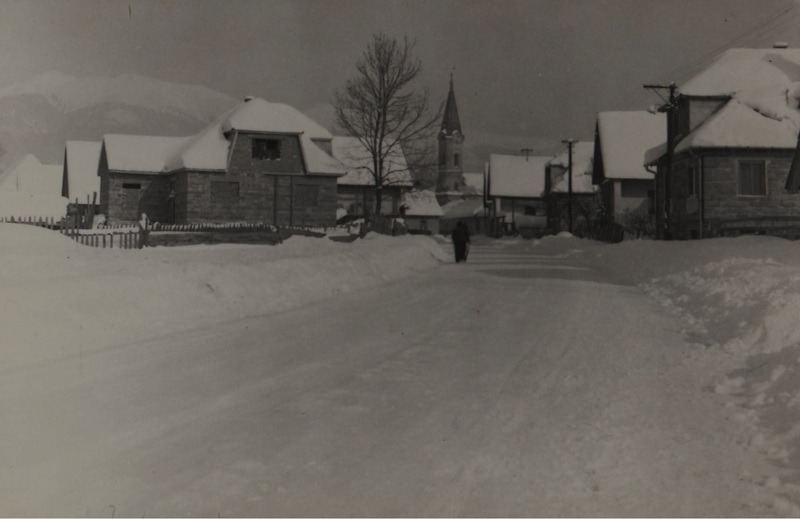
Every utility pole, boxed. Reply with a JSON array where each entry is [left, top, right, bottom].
[[644, 82, 677, 240], [562, 139, 575, 234]]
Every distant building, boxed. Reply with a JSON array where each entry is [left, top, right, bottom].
[[400, 189, 443, 234], [593, 111, 664, 233], [486, 153, 551, 235], [436, 76, 467, 205], [0, 154, 68, 220], [99, 97, 346, 226], [332, 136, 413, 220]]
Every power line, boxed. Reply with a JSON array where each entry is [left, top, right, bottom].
[[658, 3, 800, 84], [671, 13, 800, 84]]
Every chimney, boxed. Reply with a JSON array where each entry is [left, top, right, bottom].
[[774, 42, 789, 49]]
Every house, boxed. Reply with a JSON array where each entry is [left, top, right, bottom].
[[0, 154, 68, 220], [486, 153, 551, 234], [400, 189, 443, 234], [98, 97, 346, 226], [593, 111, 665, 234], [332, 135, 413, 220], [646, 46, 800, 239], [546, 141, 597, 234]]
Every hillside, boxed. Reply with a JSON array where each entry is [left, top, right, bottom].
[[0, 71, 239, 169]]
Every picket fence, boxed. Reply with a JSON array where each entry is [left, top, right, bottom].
[[2, 216, 145, 250]]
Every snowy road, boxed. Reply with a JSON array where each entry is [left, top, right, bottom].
[[1, 239, 774, 516]]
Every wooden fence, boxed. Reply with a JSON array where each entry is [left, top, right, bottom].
[[1, 215, 61, 230], [1, 215, 145, 249]]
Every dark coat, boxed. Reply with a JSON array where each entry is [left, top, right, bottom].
[[451, 223, 470, 243]]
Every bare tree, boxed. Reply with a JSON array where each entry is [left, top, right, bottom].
[[334, 33, 441, 216]]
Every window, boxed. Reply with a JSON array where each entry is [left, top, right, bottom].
[[524, 205, 537, 216], [122, 183, 141, 190], [738, 160, 766, 196], [210, 181, 239, 204], [420, 219, 428, 231], [252, 138, 281, 160], [454, 153, 460, 167]]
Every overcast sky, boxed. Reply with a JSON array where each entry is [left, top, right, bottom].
[[1, 0, 799, 168]]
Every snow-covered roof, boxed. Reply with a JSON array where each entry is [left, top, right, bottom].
[[680, 48, 800, 98], [0, 154, 63, 195], [487, 154, 550, 198], [64, 141, 102, 201], [440, 197, 488, 219], [102, 97, 345, 176], [221, 98, 332, 140], [331, 136, 413, 186], [401, 189, 443, 217], [677, 100, 799, 152], [548, 141, 596, 194], [104, 134, 191, 173], [662, 47, 800, 155], [596, 111, 665, 180]]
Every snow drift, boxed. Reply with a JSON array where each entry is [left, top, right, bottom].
[[0, 224, 449, 370]]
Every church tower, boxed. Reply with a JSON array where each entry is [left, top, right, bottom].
[[436, 75, 466, 205]]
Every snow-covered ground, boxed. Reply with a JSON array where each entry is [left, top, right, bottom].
[[4, 224, 800, 515]]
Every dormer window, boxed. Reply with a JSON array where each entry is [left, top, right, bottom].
[[253, 138, 281, 160]]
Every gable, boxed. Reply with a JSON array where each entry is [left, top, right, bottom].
[[64, 141, 102, 201], [596, 111, 664, 180], [488, 154, 550, 198]]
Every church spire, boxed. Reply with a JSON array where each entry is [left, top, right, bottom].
[[441, 73, 462, 136]]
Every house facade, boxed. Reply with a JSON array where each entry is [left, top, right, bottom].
[[486, 153, 550, 234], [647, 47, 800, 239], [98, 97, 345, 226], [546, 141, 597, 235], [592, 111, 665, 234]]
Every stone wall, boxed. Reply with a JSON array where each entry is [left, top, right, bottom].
[[664, 150, 800, 238]]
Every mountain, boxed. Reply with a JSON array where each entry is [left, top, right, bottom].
[[0, 72, 240, 170]]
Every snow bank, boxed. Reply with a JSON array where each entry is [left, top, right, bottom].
[[0, 224, 448, 370], [581, 235, 800, 499]]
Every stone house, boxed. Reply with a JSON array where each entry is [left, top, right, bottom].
[[592, 111, 665, 232], [546, 141, 597, 234], [486, 153, 550, 234], [98, 97, 346, 226], [332, 136, 413, 220], [646, 46, 800, 239]]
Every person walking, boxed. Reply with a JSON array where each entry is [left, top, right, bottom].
[[451, 221, 471, 263]]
